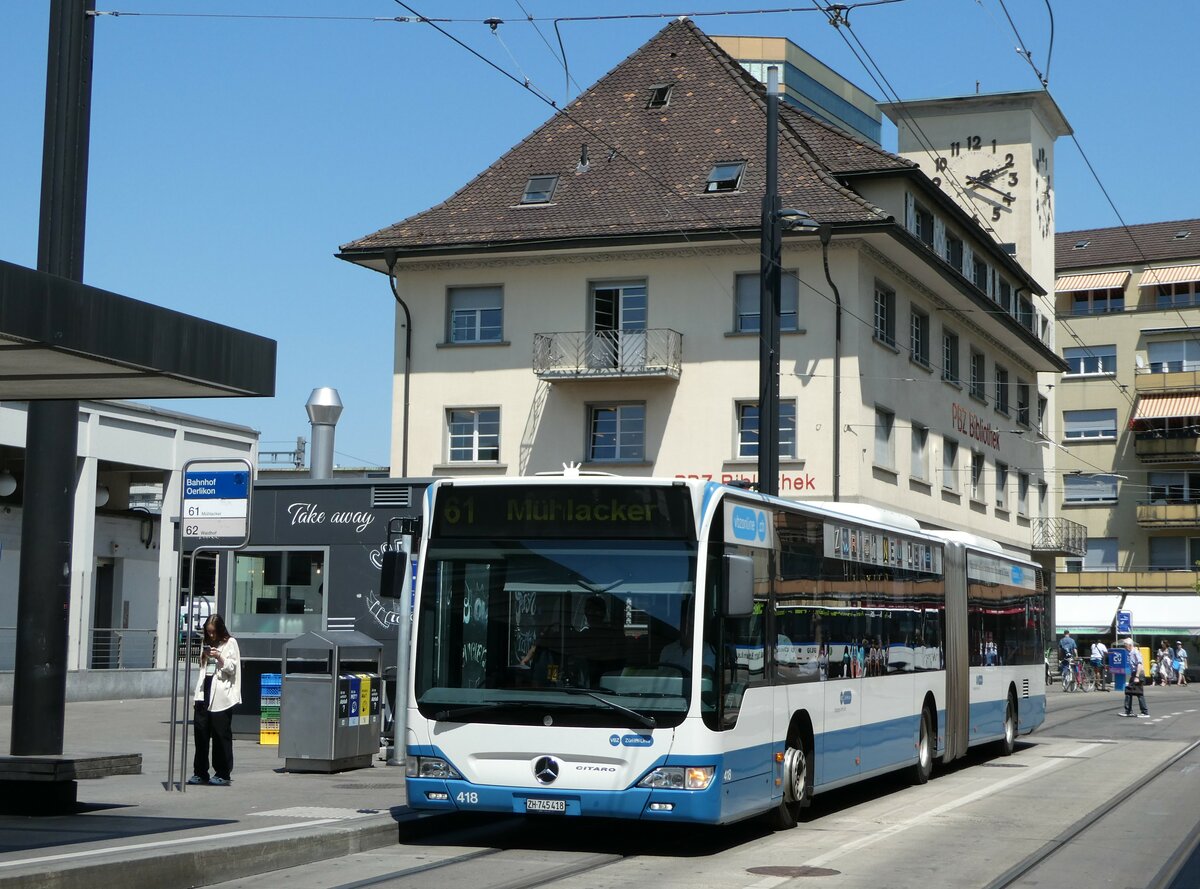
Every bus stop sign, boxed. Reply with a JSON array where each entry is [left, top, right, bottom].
[[1117, 609, 1132, 635]]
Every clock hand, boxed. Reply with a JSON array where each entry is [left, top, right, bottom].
[[973, 158, 1015, 183], [965, 177, 1015, 202]]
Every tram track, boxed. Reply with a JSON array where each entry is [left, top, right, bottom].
[[322, 846, 626, 889], [982, 737, 1200, 889]]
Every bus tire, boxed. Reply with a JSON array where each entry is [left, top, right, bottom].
[[768, 740, 811, 830], [997, 693, 1017, 757], [911, 706, 934, 785]]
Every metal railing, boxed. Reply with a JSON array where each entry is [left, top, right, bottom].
[[1030, 516, 1087, 556], [533, 329, 683, 380], [89, 628, 158, 670]]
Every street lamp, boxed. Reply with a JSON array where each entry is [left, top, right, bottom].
[[758, 66, 818, 496]]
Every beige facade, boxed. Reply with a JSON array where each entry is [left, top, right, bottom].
[[388, 217, 1057, 556], [1050, 228, 1200, 636]]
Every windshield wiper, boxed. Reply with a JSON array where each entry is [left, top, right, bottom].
[[550, 687, 656, 730]]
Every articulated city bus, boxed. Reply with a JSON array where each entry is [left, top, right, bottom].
[[400, 476, 1046, 827]]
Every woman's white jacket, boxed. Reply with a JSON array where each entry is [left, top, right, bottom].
[[193, 637, 242, 712]]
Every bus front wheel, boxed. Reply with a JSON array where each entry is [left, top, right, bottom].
[[912, 707, 934, 785], [768, 741, 811, 830]]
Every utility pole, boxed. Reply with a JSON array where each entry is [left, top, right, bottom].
[[12, 0, 96, 756], [757, 66, 782, 498]]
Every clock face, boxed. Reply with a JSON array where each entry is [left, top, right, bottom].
[[928, 136, 1023, 225]]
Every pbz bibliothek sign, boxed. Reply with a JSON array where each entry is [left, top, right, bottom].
[[181, 463, 252, 550]]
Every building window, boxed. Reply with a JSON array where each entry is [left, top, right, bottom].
[[995, 365, 1009, 415], [911, 423, 929, 483], [998, 279, 1012, 314], [874, 284, 896, 347], [521, 175, 559, 204], [910, 308, 930, 368], [1016, 381, 1030, 427], [1070, 287, 1124, 315], [231, 549, 324, 636], [646, 83, 674, 108], [942, 330, 960, 383], [737, 401, 797, 460], [995, 461, 1009, 511], [1063, 408, 1117, 440], [942, 437, 959, 492], [1074, 538, 1118, 570], [1064, 345, 1117, 375], [1038, 480, 1048, 519], [1147, 339, 1200, 372], [448, 285, 503, 343], [1017, 472, 1029, 517], [970, 451, 984, 502], [588, 404, 645, 462], [1037, 395, 1048, 433], [705, 162, 746, 193], [1147, 471, 1200, 503], [1149, 536, 1200, 570], [735, 272, 799, 332], [970, 349, 986, 401], [1018, 297, 1035, 331], [972, 256, 988, 292], [946, 234, 964, 273], [874, 407, 895, 470], [914, 203, 935, 247], [1063, 474, 1119, 503], [1153, 281, 1200, 308], [447, 408, 500, 462]]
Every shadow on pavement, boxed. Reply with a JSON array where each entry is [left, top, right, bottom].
[[0, 813, 234, 854]]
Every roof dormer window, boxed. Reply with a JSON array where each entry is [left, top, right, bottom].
[[705, 162, 746, 193], [521, 175, 559, 205], [647, 84, 674, 109]]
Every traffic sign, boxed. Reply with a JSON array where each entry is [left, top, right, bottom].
[[1117, 609, 1132, 635], [181, 467, 251, 549]]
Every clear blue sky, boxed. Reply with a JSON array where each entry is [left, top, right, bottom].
[[3, 2, 1196, 470]]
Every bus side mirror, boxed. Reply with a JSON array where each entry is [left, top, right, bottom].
[[722, 554, 755, 617], [379, 550, 404, 599]]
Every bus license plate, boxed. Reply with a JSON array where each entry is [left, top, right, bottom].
[[525, 798, 567, 813]]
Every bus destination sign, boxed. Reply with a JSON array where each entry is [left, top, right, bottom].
[[182, 469, 251, 548]]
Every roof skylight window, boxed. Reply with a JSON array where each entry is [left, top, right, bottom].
[[1073, 239, 1090, 250], [521, 175, 559, 205], [705, 162, 746, 193], [647, 84, 674, 109], [1175, 230, 1192, 240]]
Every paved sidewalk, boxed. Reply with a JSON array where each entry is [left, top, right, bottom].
[[0, 698, 414, 889]]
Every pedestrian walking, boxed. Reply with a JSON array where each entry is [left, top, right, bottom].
[[1091, 640, 1109, 690], [1157, 641, 1174, 687], [1175, 641, 1188, 686], [1122, 638, 1149, 718]]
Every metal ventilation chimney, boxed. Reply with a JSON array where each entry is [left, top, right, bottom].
[[305, 387, 343, 479]]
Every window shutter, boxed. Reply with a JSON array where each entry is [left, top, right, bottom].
[[904, 192, 916, 234], [933, 217, 946, 257], [962, 243, 974, 280]]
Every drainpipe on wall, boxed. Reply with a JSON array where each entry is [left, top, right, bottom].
[[384, 251, 412, 477], [818, 225, 842, 502]]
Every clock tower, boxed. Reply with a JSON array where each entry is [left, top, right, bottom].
[[879, 91, 1071, 296]]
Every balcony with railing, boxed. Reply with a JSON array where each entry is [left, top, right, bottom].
[[1030, 516, 1087, 557], [1056, 569, 1199, 595], [533, 329, 683, 381], [1134, 363, 1200, 393], [1134, 428, 1200, 462], [1137, 498, 1200, 528]]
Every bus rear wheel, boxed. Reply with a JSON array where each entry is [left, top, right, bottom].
[[768, 742, 810, 830], [911, 707, 934, 785], [997, 694, 1017, 757]]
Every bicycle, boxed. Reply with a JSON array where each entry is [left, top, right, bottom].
[[1061, 656, 1095, 692]]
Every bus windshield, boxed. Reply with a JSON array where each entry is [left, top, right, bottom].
[[414, 537, 698, 728]]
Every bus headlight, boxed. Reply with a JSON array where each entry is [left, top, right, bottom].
[[637, 766, 715, 790], [406, 756, 462, 780]]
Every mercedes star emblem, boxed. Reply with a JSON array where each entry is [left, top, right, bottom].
[[533, 756, 560, 784]]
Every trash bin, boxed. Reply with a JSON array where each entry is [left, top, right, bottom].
[[280, 630, 383, 772], [1110, 648, 1127, 692]]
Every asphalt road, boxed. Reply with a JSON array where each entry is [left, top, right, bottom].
[[205, 683, 1200, 889]]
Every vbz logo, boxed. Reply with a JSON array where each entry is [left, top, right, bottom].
[[839, 690, 853, 705]]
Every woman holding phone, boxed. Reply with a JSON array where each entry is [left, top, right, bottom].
[[189, 614, 241, 786]]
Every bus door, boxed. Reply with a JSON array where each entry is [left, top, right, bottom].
[[820, 638, 861, 785]]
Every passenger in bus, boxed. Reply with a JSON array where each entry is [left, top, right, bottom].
[[575, 595, 626, 686], [658, 601, 716, 673]]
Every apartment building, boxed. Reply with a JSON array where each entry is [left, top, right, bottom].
[[338, 19, 1071, 559], [1052, 219, 1200, 641]]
